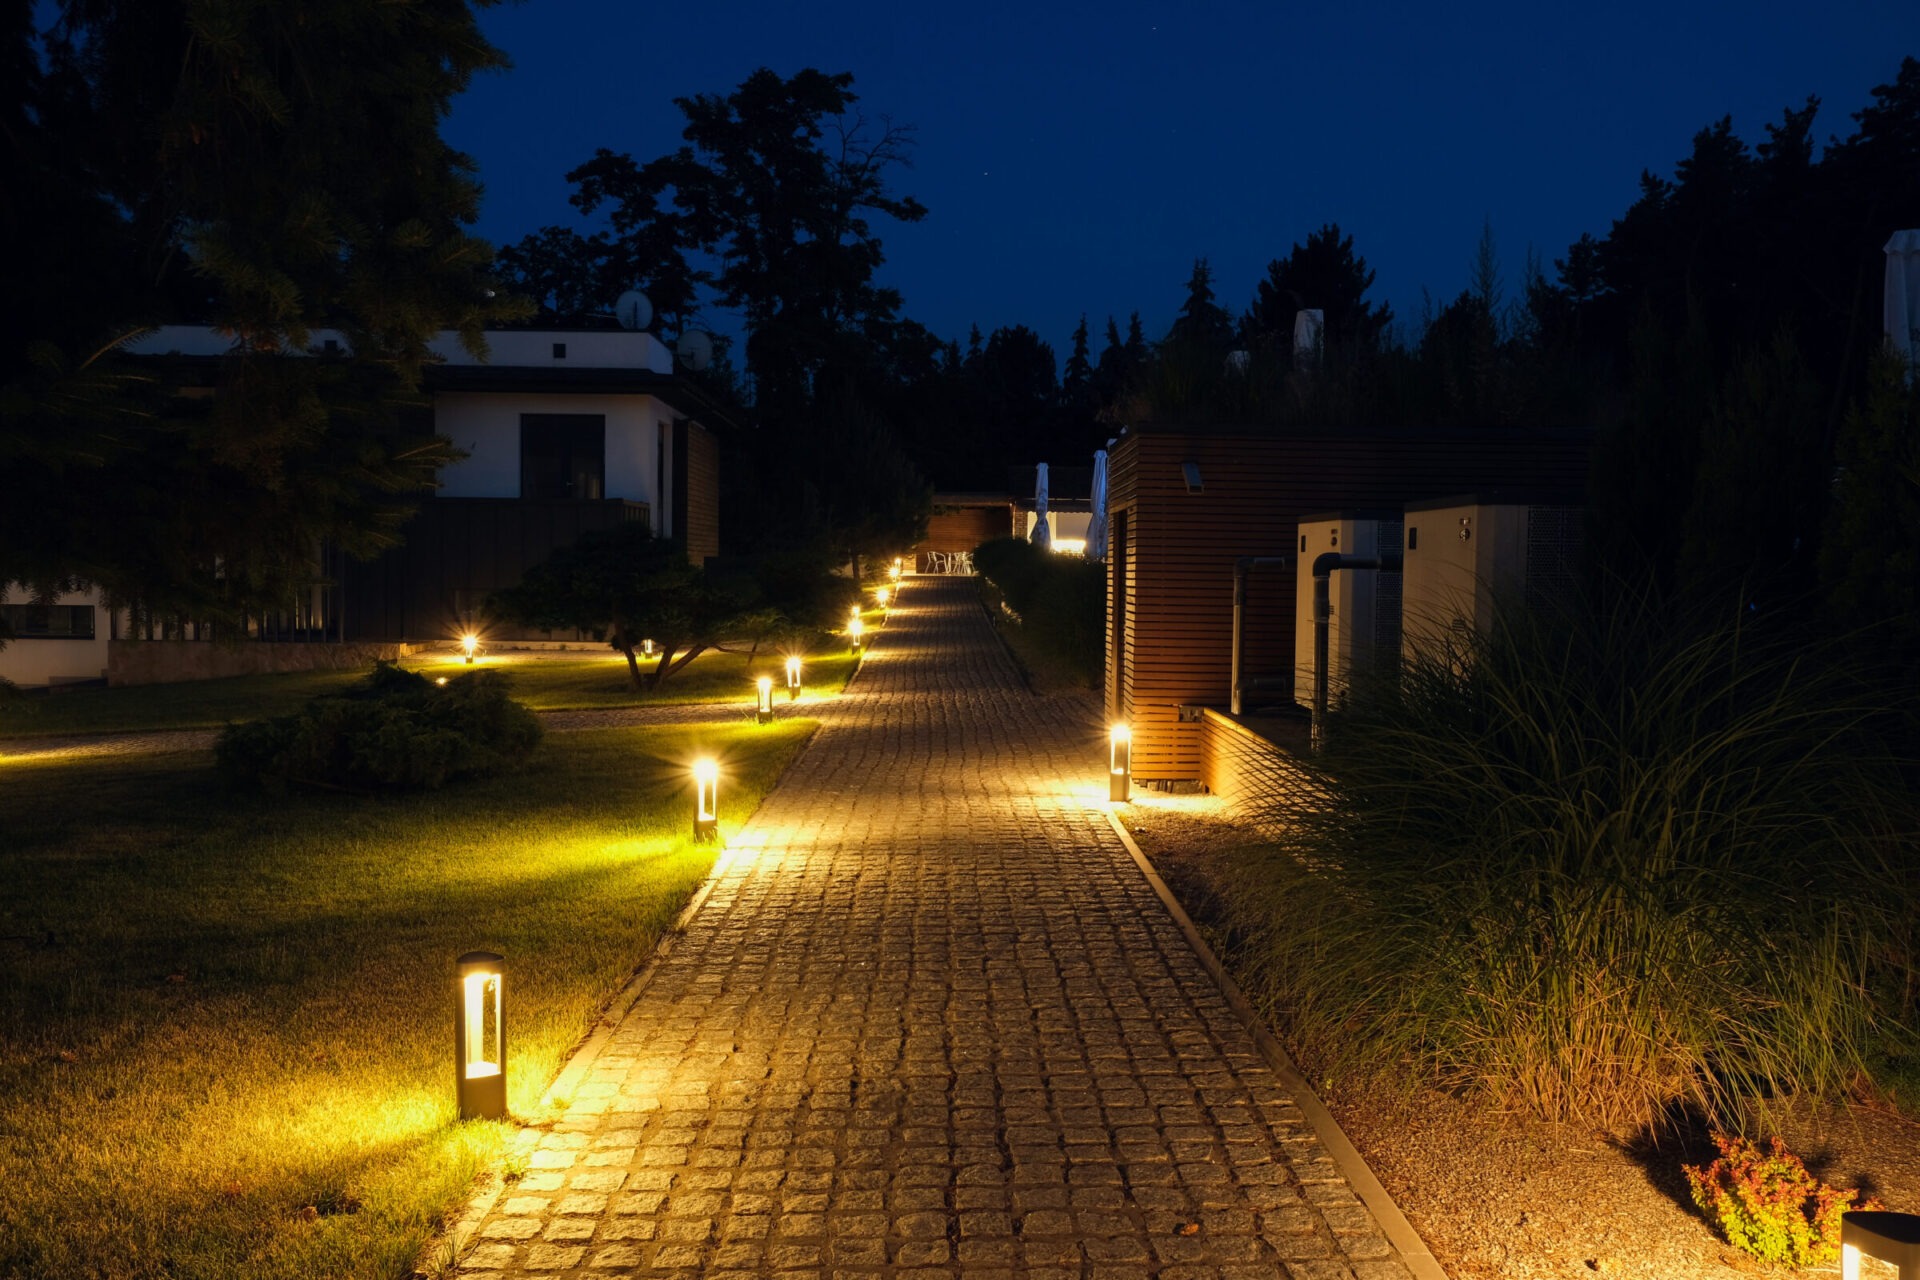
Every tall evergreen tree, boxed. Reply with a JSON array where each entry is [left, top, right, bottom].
[[1244, 223, 1391, 364], [1168, 259, 1236, 350]]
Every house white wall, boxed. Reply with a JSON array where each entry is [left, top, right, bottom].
[[1, 584, 111, 688], [433, 392, 678, 536]]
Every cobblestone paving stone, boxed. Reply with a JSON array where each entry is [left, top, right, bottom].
[[459, 576, 1415, 1280]]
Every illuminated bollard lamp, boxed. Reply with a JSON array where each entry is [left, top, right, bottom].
[[693, 759, 719, 843], [786, 655, 802, 701], [876, 586, 890, 609], [454, 951, 507, 1120], [1841, 1211, 1920, 1280], [641, 638, 655, 658], [460, 634, 478, 665], [849, 616, 864, 655], [756, 675, 774, 724], [1109, 724, 1132, 802], [888, 561, 902, 582]]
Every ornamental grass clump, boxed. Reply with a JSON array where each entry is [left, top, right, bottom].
[[1683, 1133, 1881, 1265], [216, 662, 541, 792], [1231, 581, 1917, 1131]]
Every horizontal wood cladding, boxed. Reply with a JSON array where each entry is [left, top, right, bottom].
[[1108, 426, 1591, 779], [916, 503, 1014, 558], [1196, 709, 1315, 821], [673, 420, 720, 566]]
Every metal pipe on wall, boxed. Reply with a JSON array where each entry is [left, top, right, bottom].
[[1230, 556, 1291, 716], [1310, 551, 1403, 748]]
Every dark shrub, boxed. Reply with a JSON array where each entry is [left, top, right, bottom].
[[216, 663, 542, 793], [974, 536, 1106, 686]]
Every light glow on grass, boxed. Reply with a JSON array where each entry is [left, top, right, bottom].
[[0, 719, 816, 1279]]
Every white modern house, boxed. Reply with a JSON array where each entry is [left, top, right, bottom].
[[0, 324, 732, 687]]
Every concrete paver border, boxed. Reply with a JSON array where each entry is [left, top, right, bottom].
[[1105, 806, 1450, 1280]]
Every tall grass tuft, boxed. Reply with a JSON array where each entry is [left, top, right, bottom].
[[1231, 582, 1917, 1132]]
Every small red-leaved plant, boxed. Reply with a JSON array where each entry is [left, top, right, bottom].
[[1683, 1133, 1882, 1266]]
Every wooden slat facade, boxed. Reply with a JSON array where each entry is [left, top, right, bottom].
[[1106, 426, 1592, 781], [673, 419, 721, 566], [914, 499, 1016, 565]]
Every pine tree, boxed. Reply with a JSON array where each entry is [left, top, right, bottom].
[[1063, 315, 1093, 402], [1168, 259, 1236, 350]]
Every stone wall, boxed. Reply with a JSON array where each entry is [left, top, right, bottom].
[[108, 640, 417, 687]]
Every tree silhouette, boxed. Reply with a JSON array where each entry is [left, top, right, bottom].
[[1244, 223, 1392, 364]]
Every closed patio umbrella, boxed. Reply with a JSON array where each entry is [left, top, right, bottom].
[[1087, 450, 1109, 562], [1031, 462, 1052, 550], [1887, 229, 1920, 375]]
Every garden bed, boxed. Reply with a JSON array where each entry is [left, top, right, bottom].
[[1122, 793, 1920, 1280]]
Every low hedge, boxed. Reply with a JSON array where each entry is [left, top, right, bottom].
[[215, 663, 542, 793], [973, 536, 1105, 686]]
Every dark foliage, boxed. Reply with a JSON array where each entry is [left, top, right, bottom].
[[215, 663, 541, 793], [972, 537, 1105, 686]]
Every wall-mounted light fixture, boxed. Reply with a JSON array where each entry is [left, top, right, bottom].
[[692, 759, 719, 842], [785, 655, 802, 701], [1109, 724, 1132, 802], [455, 951, 506, 1121], [756, 676, 774, 724]]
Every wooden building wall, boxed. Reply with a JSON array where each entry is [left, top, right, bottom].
[[1106, 426, 1592, 781], [915, 501, 1015, 564], [674, 420, 721, 566], [343, 498, 649, 642]]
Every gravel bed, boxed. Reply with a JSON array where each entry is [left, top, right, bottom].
[[1120, 790, 1918, 1280]]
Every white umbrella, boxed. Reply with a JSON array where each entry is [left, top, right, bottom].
[[1031, 462, 1052, 551], [1886, 230, 1920, 375], [1086, 450, 1109, 562]]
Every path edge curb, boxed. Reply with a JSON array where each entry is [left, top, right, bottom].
[[416, 722, 823, 1277], [1104, 807, 1451, 1280]]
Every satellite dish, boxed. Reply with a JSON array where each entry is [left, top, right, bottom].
[[614, 290, 653, 331], [676, 329, 714, 372]]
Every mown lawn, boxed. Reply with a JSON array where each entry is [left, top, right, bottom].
[[0, 644, 859, 738], [0, 718, 815, 1280]]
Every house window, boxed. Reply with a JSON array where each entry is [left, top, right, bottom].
[[520, 415, 605, 500], [2, 604, 96, 640], [552, 342, 567, 359]]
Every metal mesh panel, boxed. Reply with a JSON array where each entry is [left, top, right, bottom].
[[1524, 506, 1583, 613]]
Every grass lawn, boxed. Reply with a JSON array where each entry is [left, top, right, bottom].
[[0, 644, 860, 738], [0, 717, 816, 1280]]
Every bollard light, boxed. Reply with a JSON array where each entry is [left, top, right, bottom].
[[455, 951, 506, 1121], [1109, 723, 1132, 802], [461, 634, 478, 664], [641, 637, 655, 658], [786, 655, 802, 701], [849, 605, 861, 626], [756, 675, 774, 724], [693, 759, 719, 842], [849, 616, 864, 655], [876, 586, 890, 609], [889, 562, 902, 582], [435, 676, 449, 687]]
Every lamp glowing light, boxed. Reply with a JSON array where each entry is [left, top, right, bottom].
[[1109, 723, 1132, 802], [435, 676, 448, 687], [876, 586, 890, 609], [454, 951, 506, 1120], [641, 638, 655, 658], [460, 634, 478, 664], [693, 759, 719, 842], [756, 675, 774, 724], [785, 655, 802, 701], [888, 562, 902, 581], [849, 616, 864, 655]]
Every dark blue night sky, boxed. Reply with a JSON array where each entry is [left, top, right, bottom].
[[445, 0, 1918, 359]]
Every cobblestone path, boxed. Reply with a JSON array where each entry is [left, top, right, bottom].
[[463, 574, 1415, 1279]]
